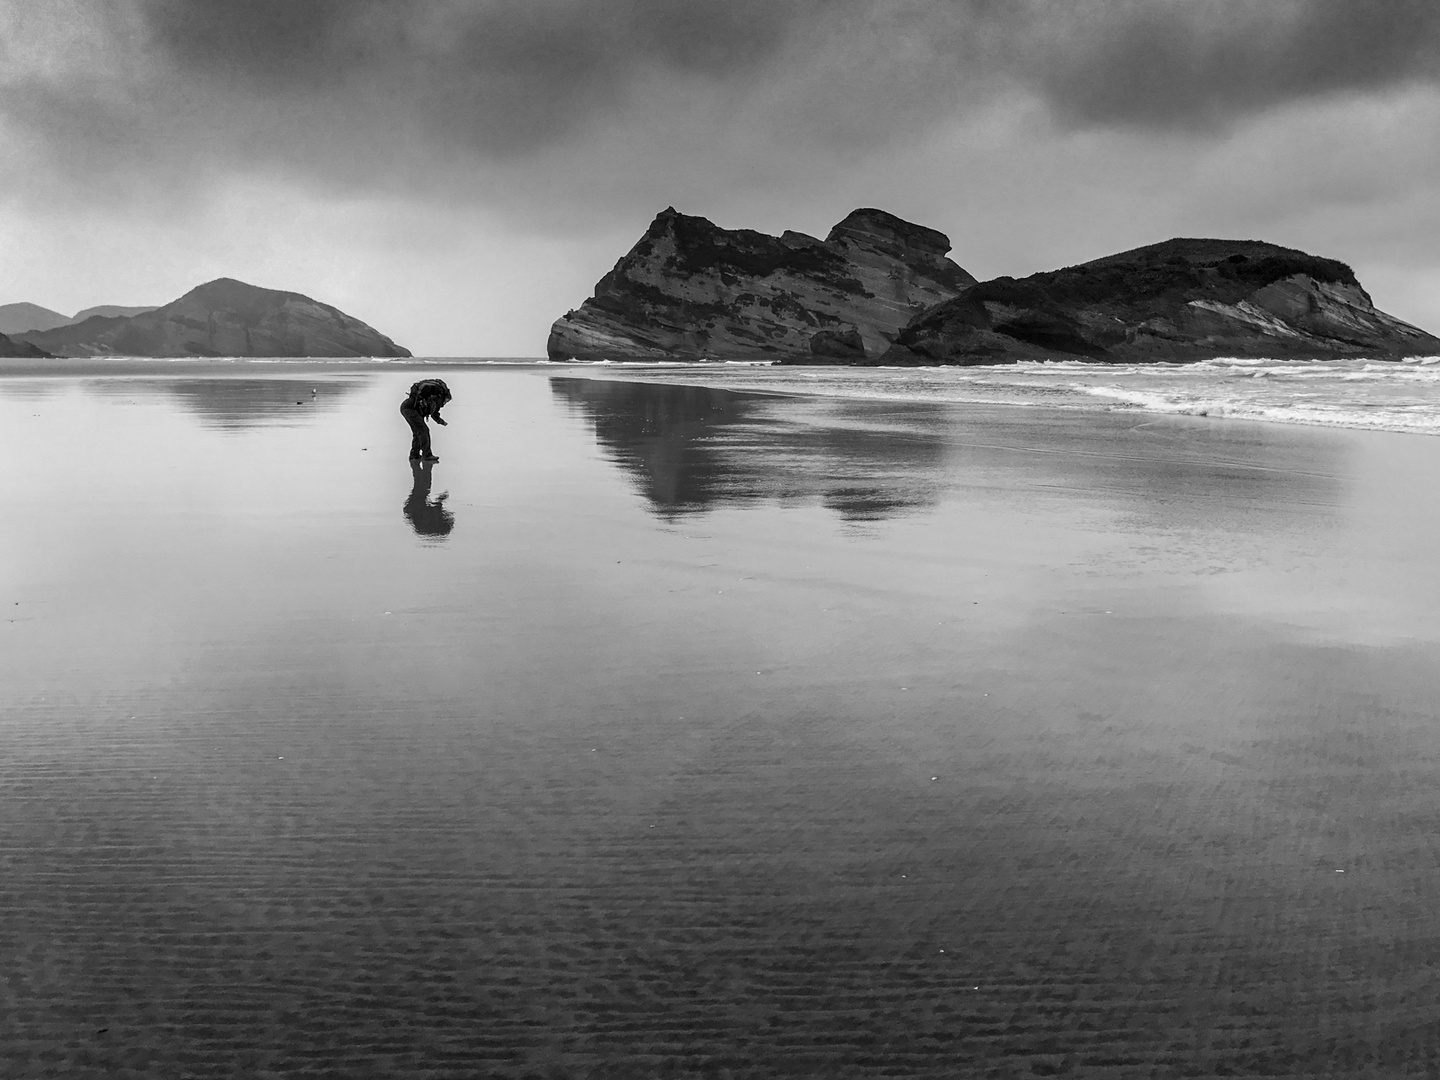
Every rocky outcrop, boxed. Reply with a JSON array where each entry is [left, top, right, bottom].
[[547, 207, 975, 362], [24, 278, 410, 358], [879, 238, 1440, 365], [0, 331, 50, 358], [810, 327, 866, 361]]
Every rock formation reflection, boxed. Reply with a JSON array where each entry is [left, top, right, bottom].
[[553, 375, 1349, 536], [403, 459, 454, 541], [85, 377, 369, 430], [0, 379, 62, 401], [550, 377, 948, 522]]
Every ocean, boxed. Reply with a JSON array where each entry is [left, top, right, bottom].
[[14, 353, 1440, 436], [544, 355, 1440, 436]]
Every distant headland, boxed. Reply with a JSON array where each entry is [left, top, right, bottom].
[[7, 279, 409, 359], [550, 210, 1440, 364], [0, 302, 159, 337]]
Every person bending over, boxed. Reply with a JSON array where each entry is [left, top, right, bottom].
[[400, 378, 451, 461]]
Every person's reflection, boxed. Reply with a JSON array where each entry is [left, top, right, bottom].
[[403, 459, 454, 540]]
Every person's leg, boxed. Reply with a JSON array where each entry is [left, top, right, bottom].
[[401, 405, 426, 458]]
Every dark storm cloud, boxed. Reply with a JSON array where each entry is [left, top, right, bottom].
[[1042, 0, 1440, 128], [128, 0, 1440, 136], [129, 0, 826, 153], [0, 0, 843, 201], [139, 0, 805, 85], [3, 0, 1440, 207]]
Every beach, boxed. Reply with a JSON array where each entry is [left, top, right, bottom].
[[5, 362, 1440, 1078]]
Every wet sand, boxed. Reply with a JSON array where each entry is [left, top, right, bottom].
[[4, 365, 1440, 1077]]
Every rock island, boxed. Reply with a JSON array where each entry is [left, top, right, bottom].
[[548, 208, 975, 363], [552, 215, 1439, 365]]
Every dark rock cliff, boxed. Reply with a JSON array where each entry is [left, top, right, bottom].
[[547, 207, 975, 362], [878, 238, 1440, 365], [24, 278, 410, 358]]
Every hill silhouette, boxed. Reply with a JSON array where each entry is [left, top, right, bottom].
[[25, 278, 410, 358]]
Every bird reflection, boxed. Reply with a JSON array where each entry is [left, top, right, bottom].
[[403, 459, 454, 540]]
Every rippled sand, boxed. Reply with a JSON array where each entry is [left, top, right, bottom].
[[4, 364, 1440, 1078]]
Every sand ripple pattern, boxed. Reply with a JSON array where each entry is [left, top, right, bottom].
[[6, 648, 1440, 1078]]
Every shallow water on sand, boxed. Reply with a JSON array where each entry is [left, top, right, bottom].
[[5, 365, 1440, 1078], [556, 355, 1440, 436]]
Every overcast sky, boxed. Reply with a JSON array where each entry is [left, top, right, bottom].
[[3, 0, 1438, 355]]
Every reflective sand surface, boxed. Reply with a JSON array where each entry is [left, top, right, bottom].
[[4, 365, 1440, 1077]]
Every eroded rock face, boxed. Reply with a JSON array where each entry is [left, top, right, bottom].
[[810, 327, 866, 361], [880, 238, 1440, 365], [25, 278, 410, 358], [547, 207, 975, 362]]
